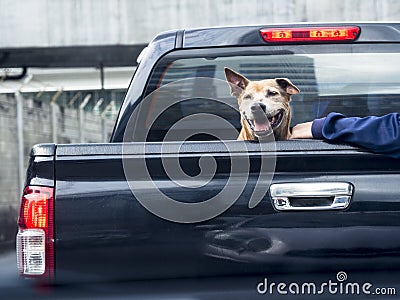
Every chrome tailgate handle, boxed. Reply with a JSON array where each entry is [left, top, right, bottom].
[[270, 182, 353, 211]]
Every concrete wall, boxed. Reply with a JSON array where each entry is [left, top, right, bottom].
[[0, 0, 399, 48], [0, 94, 19, 245], [0, 93, 115, 245]]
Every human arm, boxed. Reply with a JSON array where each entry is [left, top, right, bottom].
[[291, 112, 400, 158]]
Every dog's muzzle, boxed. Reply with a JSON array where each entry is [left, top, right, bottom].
[[245, 103, 284, 140]]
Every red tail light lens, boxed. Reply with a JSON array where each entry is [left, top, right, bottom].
[[260, 26, 360, 43], [19, 187, 50, 229], [17, 186, 54, 281]]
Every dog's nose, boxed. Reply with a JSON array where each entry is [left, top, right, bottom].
[[251, 102, 266, 113]]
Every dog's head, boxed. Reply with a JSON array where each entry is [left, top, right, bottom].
[[224, 67, 300, 141]]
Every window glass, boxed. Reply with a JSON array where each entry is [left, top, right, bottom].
[[138, 45, 400, 142]]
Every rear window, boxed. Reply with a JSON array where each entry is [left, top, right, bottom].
[[134, 44, 400, 142]]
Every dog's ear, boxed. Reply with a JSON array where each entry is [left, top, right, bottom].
[[276, 78, 300, 95], [224, 67, 250, 97]]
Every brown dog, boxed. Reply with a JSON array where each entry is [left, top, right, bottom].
[[224, 67, 300, 141]]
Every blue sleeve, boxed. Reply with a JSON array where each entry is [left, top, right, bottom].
[[311, 112, 400, 158]]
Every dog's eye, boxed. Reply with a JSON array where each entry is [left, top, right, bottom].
[[243, 94, 252, 100], [267, 90, 279, 96]]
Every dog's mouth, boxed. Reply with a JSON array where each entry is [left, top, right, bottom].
[[244, 109, 284, 138]]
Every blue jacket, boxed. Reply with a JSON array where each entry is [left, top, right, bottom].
[[311, 112, 400, 158]]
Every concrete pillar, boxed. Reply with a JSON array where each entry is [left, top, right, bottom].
[[101, 118, 107, 143], [101, 100, 115, 143], [15, 92, 24, 193], [78, 94, 92, 143], [51, 103, 58, 143]]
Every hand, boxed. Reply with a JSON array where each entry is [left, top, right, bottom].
[[290, 122, 313, 139]]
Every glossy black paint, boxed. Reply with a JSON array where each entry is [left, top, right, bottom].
[[50, 141, 400, 283], [182, 23, 400, 47], [25, 144, 55, 188]]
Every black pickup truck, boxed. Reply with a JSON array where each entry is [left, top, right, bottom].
[[16, 22, 400, 293]]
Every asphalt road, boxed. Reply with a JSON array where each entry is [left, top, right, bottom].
[[1, 248, 400, 300], [0, 250, 33, 299], [0, 250, 19, 287]]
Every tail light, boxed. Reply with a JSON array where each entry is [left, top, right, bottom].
[[260, 26, 360, 43], [16, 186, 54, 281]]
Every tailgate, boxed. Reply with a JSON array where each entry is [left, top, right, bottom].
[[54, 141, 400, 283]]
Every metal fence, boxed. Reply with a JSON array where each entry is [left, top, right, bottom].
[[0, 92, 117, 245]]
